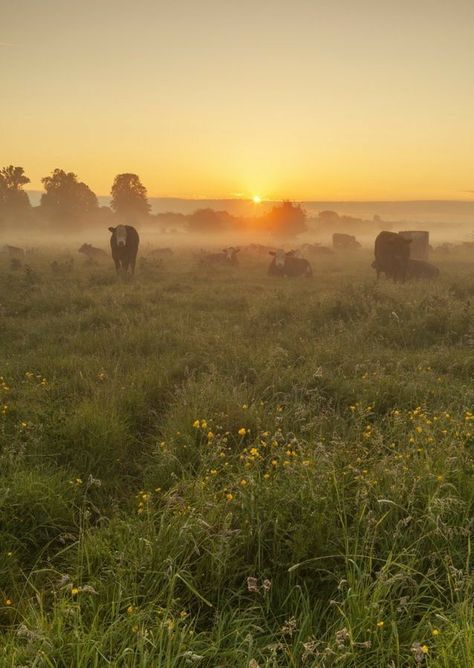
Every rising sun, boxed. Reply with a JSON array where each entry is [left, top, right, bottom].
[[252, 195, 262, 204]]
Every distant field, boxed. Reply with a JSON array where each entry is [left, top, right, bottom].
[[0, 248, 473, 667]]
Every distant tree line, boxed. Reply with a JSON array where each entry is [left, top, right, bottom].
[[6, 164, 390, 238], [0, 165, 152, 233]]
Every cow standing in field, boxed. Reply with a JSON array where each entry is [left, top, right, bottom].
[[268, 249, 313, 277], [108, 225, 140, 274], [372, 231, 411, 282]]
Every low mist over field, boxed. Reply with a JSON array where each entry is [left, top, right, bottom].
[[1, 171, 473, 251], [2, 0, 474, 665]]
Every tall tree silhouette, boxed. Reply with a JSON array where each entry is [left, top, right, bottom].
[[40, 169, 98, 224], [265, 200, 307, 238], [0, 165, 31, 220], [110, 173, 150, 221]]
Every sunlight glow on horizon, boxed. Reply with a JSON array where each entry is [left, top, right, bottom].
[[2, 1, 474, 201]]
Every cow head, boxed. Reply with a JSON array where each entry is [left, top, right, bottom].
[[78, 243, 90, 253], [269, 249, 286, 267], [109, 225, 127, 247], [222, 247, 240, 261]]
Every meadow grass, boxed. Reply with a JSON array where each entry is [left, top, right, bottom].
[[0, 248, 473, 667]]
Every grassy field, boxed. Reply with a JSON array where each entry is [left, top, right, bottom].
[[0, 247, 473, 667]]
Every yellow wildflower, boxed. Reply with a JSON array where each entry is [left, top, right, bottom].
[[238, 427, 247, 436]]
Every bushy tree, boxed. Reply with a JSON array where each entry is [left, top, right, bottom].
[[40, 169, 98, 224], [265, 200, 307, 237], [110, 173, 150, 221], [319, 210, 340, 223], [0, 165, 31, 221], [186, 208, 235, 233]]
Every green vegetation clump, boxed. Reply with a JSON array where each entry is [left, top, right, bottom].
[[0, 250, 473, 667]]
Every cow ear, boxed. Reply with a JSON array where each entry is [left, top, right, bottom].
[[108, 227, 115, 233], [269, 251, 275, 255]]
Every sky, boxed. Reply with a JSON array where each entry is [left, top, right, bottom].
[[2, 0, 474, 200]]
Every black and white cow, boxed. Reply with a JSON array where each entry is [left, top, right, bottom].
[[108, 225, 140, 275]]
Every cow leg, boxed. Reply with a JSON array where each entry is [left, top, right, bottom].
[[130, 255, 137, 275]]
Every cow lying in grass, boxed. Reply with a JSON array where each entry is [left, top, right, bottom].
[[268, 250, 313, 277], [200, 247, 240, 266], [78, 243, 107, 262]]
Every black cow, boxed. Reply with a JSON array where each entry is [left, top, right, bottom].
[[268, 249, 313, 277], [406, 258, 439, 279], [108, 225, 140, 274], [372, 231, 411, 282]]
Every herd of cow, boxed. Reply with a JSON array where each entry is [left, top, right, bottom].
[[1, 225, 448, 282]]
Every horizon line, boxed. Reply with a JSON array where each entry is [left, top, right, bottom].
[[25, 190, 474, 204]]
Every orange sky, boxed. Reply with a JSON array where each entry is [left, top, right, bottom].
[[2, 1, 474, 200]]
